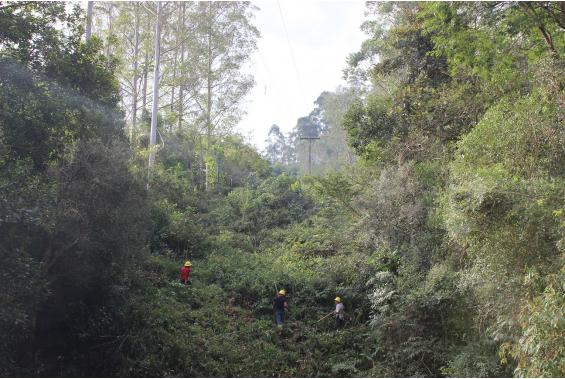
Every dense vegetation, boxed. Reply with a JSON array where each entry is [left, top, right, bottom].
[[1, 1, 564, 377]]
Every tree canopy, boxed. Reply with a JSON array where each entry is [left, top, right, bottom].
[[1, 1, 564, 377]]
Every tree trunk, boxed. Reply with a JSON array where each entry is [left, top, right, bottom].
[[177, 2, 186, 131], [142, 63, 148, 114], [205, 2, 214, 192], [171, 53, 177, 116], [170, 4, 181, 115], [537, 25, 557, 56], [148, 2, 162, 173], [142, 15, 150, 113], [519, 2, 559, 57], [206, 1, 213, 148], [106, 3, 113, 58], [131, 3, 140, 141], [85, 1, 93, 40]]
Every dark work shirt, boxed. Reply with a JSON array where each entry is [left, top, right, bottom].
[[273, 296, 287, 311]]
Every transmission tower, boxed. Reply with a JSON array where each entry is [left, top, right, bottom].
[[299, 136, 320, 175]]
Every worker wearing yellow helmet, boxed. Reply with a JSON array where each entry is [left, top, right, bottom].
[[334, 296, 345, 329], [180, 260, 192, 285], [272, 289, 288, 327]]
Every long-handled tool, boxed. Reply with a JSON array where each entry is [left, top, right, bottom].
[[314, 311, 334, 324]]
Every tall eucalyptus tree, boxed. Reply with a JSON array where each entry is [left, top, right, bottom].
[[188, 1, 259, 146], [148, 1, 162, 171]]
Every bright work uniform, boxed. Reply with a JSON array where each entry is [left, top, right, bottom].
[[335, 302, 345, 329], [180, 266, 192, 284]]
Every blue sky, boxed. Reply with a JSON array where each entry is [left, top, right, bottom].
[[237, 0, 368, 149]]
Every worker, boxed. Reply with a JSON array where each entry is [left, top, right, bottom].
[[272, 289, 288, 327], [180, 261, 192, 285], [334, 296, 345, 329]]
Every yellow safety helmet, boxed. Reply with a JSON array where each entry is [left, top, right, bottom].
[[334, 296, 342, 302], [278, 289, 286, 296], [184, 261, 192, 267]]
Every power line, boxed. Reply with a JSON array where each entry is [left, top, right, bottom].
[[276, 0, 309, 110], [257, 48, 285, 119]]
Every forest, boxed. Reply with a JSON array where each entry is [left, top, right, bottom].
[[0, 1, 564, 377]]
